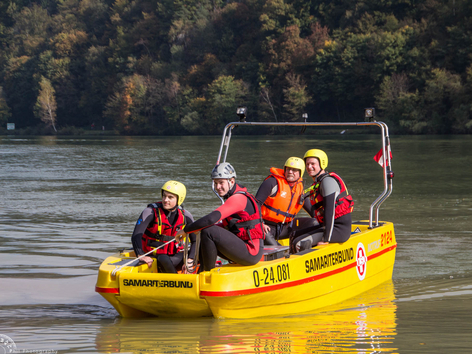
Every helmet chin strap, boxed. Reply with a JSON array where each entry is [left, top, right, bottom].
[[222, 179, 236, 200], [313, 169, 323, 180]]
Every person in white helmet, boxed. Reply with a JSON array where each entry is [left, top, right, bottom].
[[175, 163, 265, 271]]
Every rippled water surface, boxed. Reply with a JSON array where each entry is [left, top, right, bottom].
[[1, 133, 471, 353]]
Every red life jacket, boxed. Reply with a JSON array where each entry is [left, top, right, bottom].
[[261, 167, 304, 224], [306, 172, 354, 224], [141, 202, 185, 255], [221, 184, 264, 250]]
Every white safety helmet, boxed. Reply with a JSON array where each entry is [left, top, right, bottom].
[[211, 162, 237, 179]]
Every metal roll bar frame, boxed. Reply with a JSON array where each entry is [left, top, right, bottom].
[[213, 121, 393, 229]]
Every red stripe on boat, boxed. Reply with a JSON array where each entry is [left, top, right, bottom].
[[368, 244, 396, 260], [95, 286, 120, 294], [200, 244, 397, 297]]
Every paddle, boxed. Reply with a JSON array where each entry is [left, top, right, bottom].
[[111, 239, 175, 276]]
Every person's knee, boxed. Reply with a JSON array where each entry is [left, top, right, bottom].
[[155, 255, 177, 273], [264, 231, 280, 246], [202, 225, 220, 238], [297, 238, 312, 252], [332, 233, 350, 243], [200, 228, 213, 244]]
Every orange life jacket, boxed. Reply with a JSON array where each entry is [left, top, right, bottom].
[[141, 202, 185, 255], [261, 167, 304, 224], [306, 172, 354, 224]]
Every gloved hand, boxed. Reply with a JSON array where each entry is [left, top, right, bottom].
[[175, 229, 186, 242], [186, 258, 195, 273]]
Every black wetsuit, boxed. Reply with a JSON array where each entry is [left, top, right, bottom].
[[131, 206, 196, 273], [291, 173, 352, 249], [183, 183, 264, 271]]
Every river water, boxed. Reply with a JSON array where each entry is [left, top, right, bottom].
[[1, 132, 471, 353]]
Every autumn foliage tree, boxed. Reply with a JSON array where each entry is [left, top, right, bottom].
[[35, 76, 57, 132], [1, 0, 472, 134]]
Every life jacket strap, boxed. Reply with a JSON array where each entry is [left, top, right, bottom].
[[144, 234, 174, 245], [262, 204, 296, 219], [146, 239, 165, 248], [226, 218, 260, 232]]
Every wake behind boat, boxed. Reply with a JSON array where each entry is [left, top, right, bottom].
[[95, 114, 396, 319]]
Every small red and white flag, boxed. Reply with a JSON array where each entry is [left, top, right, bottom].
[[373, 147, 392, 168]]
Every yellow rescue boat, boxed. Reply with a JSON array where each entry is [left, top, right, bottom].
[[96, 116, 396, 319], [95, 281, 397, 353]]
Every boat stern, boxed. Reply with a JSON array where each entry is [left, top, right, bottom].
[[95, 250, 211, 318]]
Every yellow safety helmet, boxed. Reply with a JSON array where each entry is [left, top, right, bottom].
[[303, 149, 328, 170], [161, 180, 186, 206], [284, 157, 305, 177]]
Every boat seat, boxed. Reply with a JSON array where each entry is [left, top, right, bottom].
[[109, 259, 143, 267], [297, 248, 317, 255], [262, 246, 290, 261]]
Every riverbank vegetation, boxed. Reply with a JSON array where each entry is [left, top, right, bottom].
[[1, 0, 472, 135]]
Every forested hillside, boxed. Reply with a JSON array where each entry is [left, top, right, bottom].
[[1, 0, 471, 134]]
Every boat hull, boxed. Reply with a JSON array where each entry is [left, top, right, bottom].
[[95, 250, 211, 318], [200, 221, 396, 318], [95, 221, 396, 319]]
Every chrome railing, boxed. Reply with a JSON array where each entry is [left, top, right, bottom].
[[214, 121, 393, 228]]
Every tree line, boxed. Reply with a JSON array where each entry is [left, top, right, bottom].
[[1, 0, 471, 135]]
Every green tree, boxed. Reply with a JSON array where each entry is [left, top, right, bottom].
[[206, 75, 248, 133], [80, 45, 112, 127], [260, 0, 297, 37], [376, 73, 425, 133], [181, 96, 206, 134], [460, 65, 472, 133], [0, 86, 12, 128], [2, 55, 38, 127], [423, 68, 463, 134], [282, 72, 311, 121], [11, 4, 51, 56]]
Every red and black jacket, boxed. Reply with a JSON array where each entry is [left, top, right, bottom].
[[220, 184, 265, 243], [306, 172, 354, 224], [141, 202, 185, 255]]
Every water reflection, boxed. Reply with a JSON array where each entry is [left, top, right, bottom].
[[95, 281, 397, 354], [2, 135, 472, 353]]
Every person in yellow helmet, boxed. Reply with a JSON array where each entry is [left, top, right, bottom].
[[130, 180, 197, 273], [255, 157, 317, 245], [290, 149, 354, 252]]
